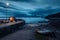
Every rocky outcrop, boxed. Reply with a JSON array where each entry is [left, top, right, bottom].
[[45, 12, 60, 30]]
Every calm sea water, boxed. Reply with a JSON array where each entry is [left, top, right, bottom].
[[17, 17, 48, 23]]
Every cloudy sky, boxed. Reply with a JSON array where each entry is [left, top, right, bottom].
[[0, 0, 60, 18]]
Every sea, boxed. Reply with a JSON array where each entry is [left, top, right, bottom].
[[16, 17, 48, 23]]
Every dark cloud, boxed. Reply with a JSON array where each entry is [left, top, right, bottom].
[[0, 8, 32, 17], [43, 0, 60, 6], [0, 2, 6, 8], [0, 0, 60, 17], [30, 8, 60, 17], [10, 0, 33, 2]]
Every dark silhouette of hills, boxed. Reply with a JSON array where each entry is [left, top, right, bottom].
[[46, 12, 60, 19]]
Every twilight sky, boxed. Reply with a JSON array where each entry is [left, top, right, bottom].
[[0, 0, 60, 18]]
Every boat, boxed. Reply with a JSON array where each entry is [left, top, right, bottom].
[[0, 16, 25, 36]]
